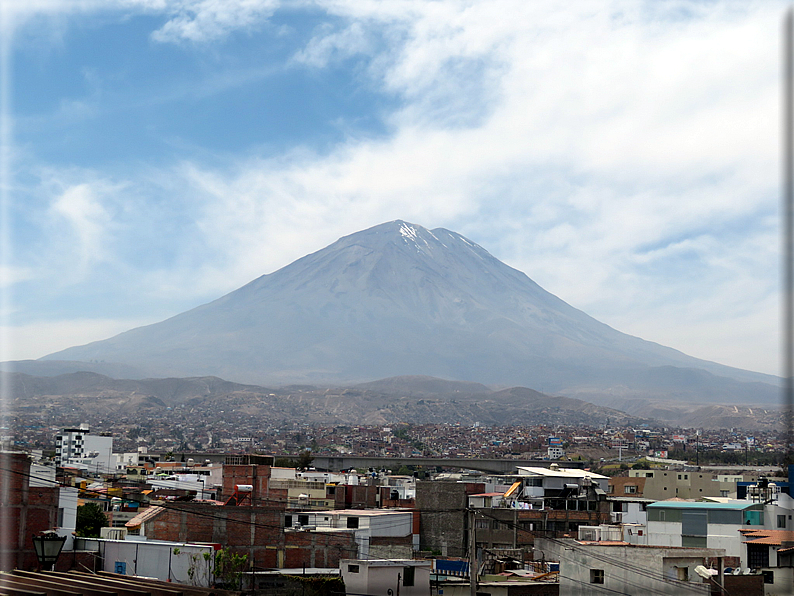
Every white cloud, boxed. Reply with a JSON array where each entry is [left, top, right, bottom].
[[5, 1, 786, 376], [0, 265, 34, 289], [2, 0, 280, 44], [145, 0, 280, 44], [47, 181, 116, 280]]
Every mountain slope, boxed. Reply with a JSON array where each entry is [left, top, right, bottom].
[[42, 220, 779, 403]]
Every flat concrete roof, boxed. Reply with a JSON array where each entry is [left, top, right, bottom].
[[647, 501, 760, 510]]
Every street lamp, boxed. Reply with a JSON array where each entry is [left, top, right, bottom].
[[32, 531, 67, 571]]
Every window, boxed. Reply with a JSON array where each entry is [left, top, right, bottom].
[[762, 570, 774, 584], [347, 516, 359, 529], [475, 519, 490, 529], [677, 567, 689, 581], [778, 515, 787, 529], [284, 515, 292, 528], [403, 566, 415, 587], [747, 544, 770, 568], [590, 569, 604, 584], [624, 485, 637, 494], [347, 565, 359, 574], [298, 514, 309, 526]]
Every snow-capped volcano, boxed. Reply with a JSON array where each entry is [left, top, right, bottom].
[[42, 220, 778, 403]]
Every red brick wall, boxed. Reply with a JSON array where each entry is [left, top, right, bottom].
[[222, 465, 273, 505], [144, 503, 357, 569], [339, 485, 377, 509], [0, 452, 60, 571]]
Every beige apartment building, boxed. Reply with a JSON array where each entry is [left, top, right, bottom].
[[627, 469, 760, 500]]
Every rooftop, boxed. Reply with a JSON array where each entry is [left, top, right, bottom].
[[647, 501, 760, 511], [515, 466, 607, 480]]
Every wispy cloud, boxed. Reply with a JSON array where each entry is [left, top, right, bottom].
[[141, 0, 280, 44]]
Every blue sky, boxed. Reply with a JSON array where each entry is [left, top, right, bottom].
[[0, 0, 785, 376]]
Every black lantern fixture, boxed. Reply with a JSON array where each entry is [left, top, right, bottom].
[[31, 531, 67, 571]]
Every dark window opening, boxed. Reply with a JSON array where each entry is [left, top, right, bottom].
[[403, 566, 415, 586], [747, 544, 770, 569], [590, 569, 604, 584], [347, 516, 359, 529]]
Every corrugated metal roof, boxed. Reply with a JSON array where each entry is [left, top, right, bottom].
[[515, 466, 607, 480]]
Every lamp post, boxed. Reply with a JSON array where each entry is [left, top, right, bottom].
[[32, 531, 67, 571]]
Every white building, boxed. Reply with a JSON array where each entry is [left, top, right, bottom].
[[288, 509, 417, 559], [55, 424, 115, 474], [77, 537, 218, 586], [646, 501, 765, 556], [547, 446, 564, 459], [509, 465, 608, 509], [341, 559, 431, 596], [535, 537, 725, 596], [608, 496, 652, 525]]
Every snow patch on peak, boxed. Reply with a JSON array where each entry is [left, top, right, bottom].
[[399, 223, 418, 240]]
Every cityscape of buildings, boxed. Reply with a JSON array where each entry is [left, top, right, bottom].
[[1, 419, 792, 595]]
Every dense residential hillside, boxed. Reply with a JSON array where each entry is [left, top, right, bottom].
[[4, 371, 781, 431]]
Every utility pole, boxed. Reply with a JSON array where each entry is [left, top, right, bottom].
[[513, 509, 517, 549], [469, 509, 477, 596]]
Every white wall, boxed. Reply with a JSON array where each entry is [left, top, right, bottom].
[[705, 526, 742, 557], [341, 561, 431, 596], [646, 521, 682, 547], [81, 539, 216, 586]]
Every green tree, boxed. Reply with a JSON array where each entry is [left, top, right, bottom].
[[75, 503, 108, 537], [296, 450, 314, 470], [213, 548, 248, 590], [274, 457, 296, 468]]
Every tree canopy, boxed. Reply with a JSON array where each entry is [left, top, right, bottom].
[[75, 503, 108, 537]]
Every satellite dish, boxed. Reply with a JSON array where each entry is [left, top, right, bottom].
[[743, 568, 752, 575], [733, 568, 742, 575], [694, 565, 711, 580]]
